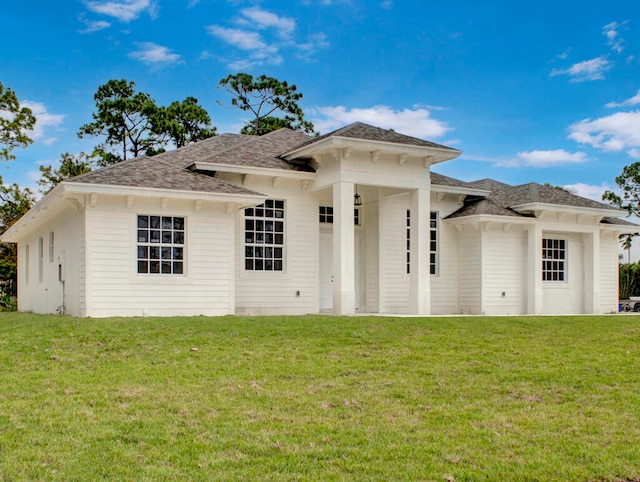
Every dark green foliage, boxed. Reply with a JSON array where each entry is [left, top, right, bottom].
[[38, 152, 93, 194], [79, 80, 217, 165], [156, 97, 216, 148], [78, 79, 163, 165], [0, 183, 34, 295], [0, 82, 36, 161], [219, 73, 314, 135]]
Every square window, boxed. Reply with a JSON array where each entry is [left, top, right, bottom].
[[137, 215, 185, 275]]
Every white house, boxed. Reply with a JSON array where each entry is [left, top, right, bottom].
[[2, 122, 636, 317]]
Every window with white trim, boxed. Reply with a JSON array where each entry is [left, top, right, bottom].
[[49, 232, 55, 263], [430, 212, 438, 275], [25, 244, 29, 285], [245, 200, 285, 271], [405, 210, 438, 275], [542, 238, 566, 281], [137, 215, 185, 275], [38, 237, 44, 283]]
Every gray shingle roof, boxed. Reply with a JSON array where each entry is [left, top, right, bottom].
[[431, 172, 480, 189], [292, 122, 459, 152], [447, 178, 625, 221], [198, 128, 314, 171]]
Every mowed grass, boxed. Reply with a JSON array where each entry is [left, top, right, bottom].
[[1, 314, 640, 481]]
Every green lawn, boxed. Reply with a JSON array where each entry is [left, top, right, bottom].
[[1, 313, 639, 481]]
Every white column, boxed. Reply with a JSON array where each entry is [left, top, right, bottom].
[[409, 187, 430, 314], [333, 181, 356, 315], [527, 225, 543, 314], [585, 231, 600, 313]]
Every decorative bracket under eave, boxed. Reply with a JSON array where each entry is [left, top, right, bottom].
[[126, 195, 134, 209], [226, 202, 234, 215], [89, 193, 98, 208], [301, 179, 311, 191], [194, 200, 203, 213], [398, 153, 408, 165], [371, 150, 381, 163], [436, 192, 445, 202], [423, 155, 435, 168], [343, 147, 353, 160], [161, 197, 169, 210]]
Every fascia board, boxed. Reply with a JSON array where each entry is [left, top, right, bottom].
[[1, 184, 66, 243], [65, 182, 267, 203], [431, 184, 490, 197], [511, 202, 625, 217], [188, 162, 316, 180], [445, 214, 535, 225], [283, 136, 461, 162]]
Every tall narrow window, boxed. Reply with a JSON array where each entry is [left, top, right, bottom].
[[542, 238, 566, 281], [25, 245, 29, 285], [430, 212, 438, 275], [49, 232, 55, 263], [406, 210, 411, 274], [405, 210, 438, 275], [245, 200, 285, 271], [137, 215, 185, 275], [38, 237, 44, 283]]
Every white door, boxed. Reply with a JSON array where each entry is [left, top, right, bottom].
[[319, 232, 333, 311]]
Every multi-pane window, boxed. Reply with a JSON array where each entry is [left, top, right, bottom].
[[245, 200, 285, 271], [542, 238, 566, 281], [406, 210, 411, 274], [405, 210, 438, 275], [319, 206, 333, 223], [430, 212, 438, 275], [318, 206, 360, 225], [137, 215, 185, 275]]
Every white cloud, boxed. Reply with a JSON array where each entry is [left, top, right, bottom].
[[569, 110, 640, 155], [550, 56, 611, 82], [606, 89, 640, 108], [21, 101, 64, 145], [207, 26, 268, 51], [238, 7, 295, 38], [206, 7, 327, 69], [603, 20, 628, 54], [496, 149, 587, 168], [77, 16, 111, 33], [380, 0, 393, 9], [84, 0, 157, 22], [128, 42, 181, 66], [562, 182, 612, 202], [311, 106, 451, 139]]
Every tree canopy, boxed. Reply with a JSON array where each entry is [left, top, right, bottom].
[[78, 80, 216, 165], [78, 79, 164, 165], [0, 82, 36, 161], [156, 97, 216, 148], [38, 152, 93, 195], [603, 162, 640, 216], [218, 73, 314, 136], [0, 183, 35, 296]]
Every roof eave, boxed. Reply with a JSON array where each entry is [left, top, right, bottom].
[[187, 162, 316, 179], [431, 184, 491, 197], [282, 136, 461, 163], [511, 202, 625, 217]]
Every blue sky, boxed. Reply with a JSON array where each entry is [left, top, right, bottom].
[[2, 0, 640, 203]]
